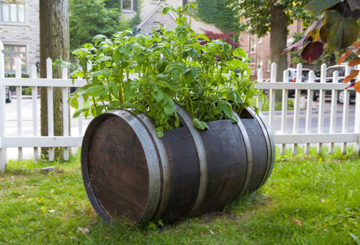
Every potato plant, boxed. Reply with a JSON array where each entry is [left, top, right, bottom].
[[71, 5, 262, 136]]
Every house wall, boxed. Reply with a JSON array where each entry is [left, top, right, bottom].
[[240, 20, 303, 80], [0, 0, 40, 75]]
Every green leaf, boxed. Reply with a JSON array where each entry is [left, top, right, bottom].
[[321, 10, 360, 51], [306, 0, 342, 16], [193, 118, 209, 130], [348, 0, 360, 11], [152, 89, 165, 102], [87, 85, 105, 96], [70, 97, 78, 110], [162, 7, 170, 15], [233, 48, 247, 58]]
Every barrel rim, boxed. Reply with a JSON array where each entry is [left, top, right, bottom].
[[246, 108, 276, 189], [81, 112, 115, 223], [131, 112, 170, 221], [81, 110, 162, 222]]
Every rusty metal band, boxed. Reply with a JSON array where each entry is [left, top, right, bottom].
[[247, 108, 275, 188], [233, 111, 253, 195], [114, 110, 161, 221], [135, 113, 170, 221], [175, 104, 208, 215]]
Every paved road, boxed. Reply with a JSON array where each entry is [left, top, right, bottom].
[[261, 96, 355, 134], [2, 97, 356, 160]]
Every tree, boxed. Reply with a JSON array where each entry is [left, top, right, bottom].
[[230, 0, 312, 81], [40, 0, 70, 159], [70, 0, 129, 51]]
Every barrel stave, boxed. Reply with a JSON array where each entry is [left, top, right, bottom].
[[197, 119, 248, 213]]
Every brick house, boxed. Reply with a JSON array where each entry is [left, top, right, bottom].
[[0, 0, 40, 75], [239, 20, 303, 80]]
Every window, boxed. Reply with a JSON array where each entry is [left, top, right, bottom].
[[0, 1, 25, 23], [121, 0, 133, 11], [250, 36, 256, 53], [256, 56, 263, 69], [3, 45, 27, 73], [267, 57, 271, 72]]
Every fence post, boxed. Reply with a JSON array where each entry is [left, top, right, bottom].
[[16, 57, 23, 162], [355, 67, 360, 154], [47, 58, 54, 161], [281, 69, 288, 155], [292, 63, 302, 155], [257, 69, 263, 110], [317, 64, 327, 154], [0, 41, 6, 172], [269, 63, 276, 127]]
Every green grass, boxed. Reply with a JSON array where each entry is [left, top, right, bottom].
[[0, 149, 360, 245]]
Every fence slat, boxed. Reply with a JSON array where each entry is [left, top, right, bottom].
[[342, 66, 351, 153], [47, 58, 54, 161], [292, 64, 302, 155], [269, 63, 276, 127], [0, 48, 6, 171], [62, 68, 70, 161], [329, 71, 338, 154], [281, 70, 288, 155], [317, 64, 327, 154], [355, 66, 360, 153], [305, 71, 315, 154], [16, 57, 23, 162], [31, 65, 39, 162], [78, 96, 83, 136], [257, 69, 263, 110]]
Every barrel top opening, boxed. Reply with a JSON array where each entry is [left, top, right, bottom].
[[84, 114, 151, 221]]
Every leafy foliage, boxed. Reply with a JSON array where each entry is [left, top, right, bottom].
[[284, 0, 360, 62], [69, 0, 130, 51], [284, 0, 360, 93], [229, 0, 312, 37], [70, 5, 261, 136], [337, 39, 360, 93], [195, 0, 241, 33]]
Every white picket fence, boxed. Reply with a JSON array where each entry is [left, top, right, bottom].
[[256, 63, 360, 155], [0, 56, 359, 172], [0, 56, 87, 172]]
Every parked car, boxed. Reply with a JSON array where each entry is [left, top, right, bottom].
[[5, 86, 11, 103], [287, 68, 314, 97], [313, 65, 356, 104]]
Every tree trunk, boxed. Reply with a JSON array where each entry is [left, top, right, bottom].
[[40, 0, 69, 159], [270, 4, 287, 83]]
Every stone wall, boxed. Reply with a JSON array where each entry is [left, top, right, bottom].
[[0, 0, 40, 75]]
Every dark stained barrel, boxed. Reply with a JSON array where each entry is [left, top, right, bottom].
[[81, 105, 275, 223]]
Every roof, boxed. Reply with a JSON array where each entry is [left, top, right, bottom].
[[136, 3, 222, 34]]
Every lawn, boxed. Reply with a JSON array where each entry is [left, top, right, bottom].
[[0, 148, 359, 245]]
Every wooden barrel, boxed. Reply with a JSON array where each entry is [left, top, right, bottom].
[[81, 105, 275, 223]]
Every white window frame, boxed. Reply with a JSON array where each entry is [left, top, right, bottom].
[[3, 44, 27, 74], [0, 0, 25, 24]]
